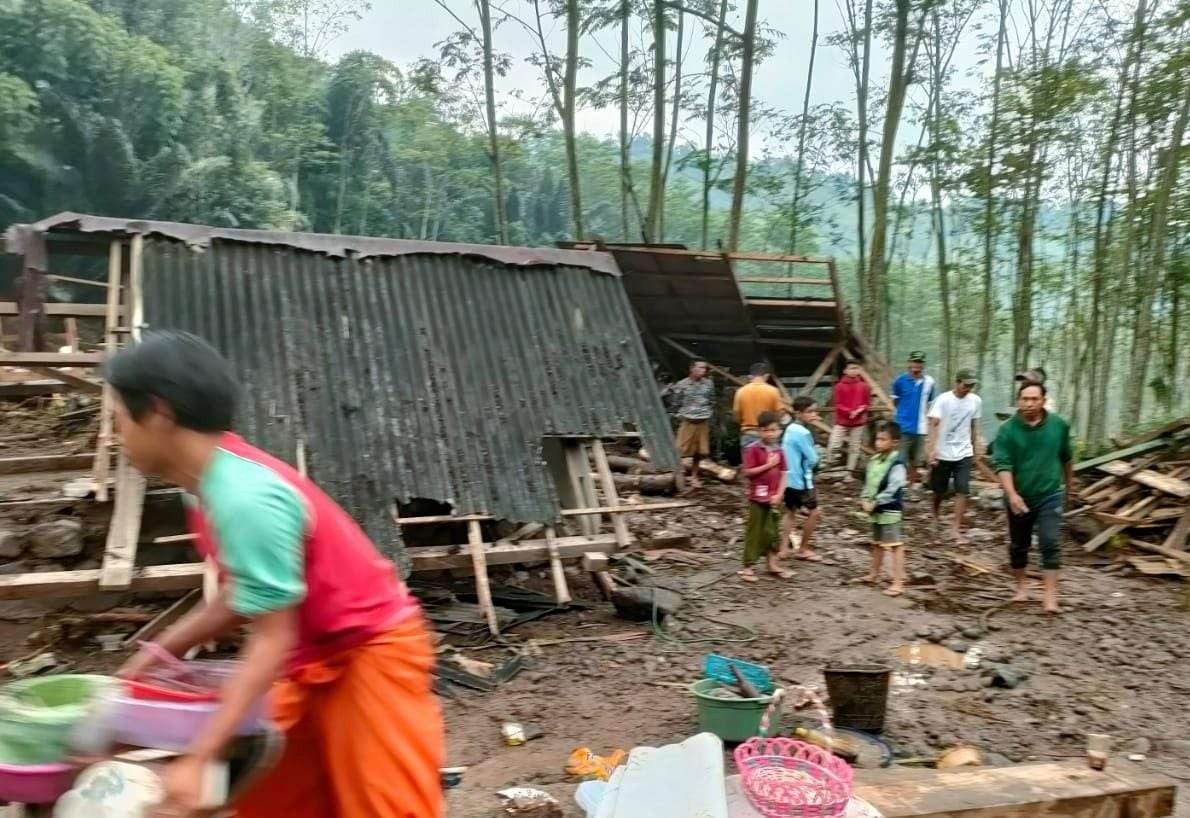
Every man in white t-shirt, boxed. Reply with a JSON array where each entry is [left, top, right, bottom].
[[927, 369, 982, 544]]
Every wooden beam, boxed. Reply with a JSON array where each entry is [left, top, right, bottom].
[[26, 366, 102, 394], [1082, 495, 1161, 552], [0, 302, 108, 318], [94, 239, 122, 503], [1162, 508, 1190, 550], [394, 500, 695, 526], [746, 298, 838, 309], [852, 759, 1175, 818], [544, 526, 571, 606], [590, 439, 631, 549], [467, 519, 499, 635], [409, 534, 619, 571], [45, 273, 109, 289], [736, 276, 833, 285], [1074, 437, 1176, 472], [0, 352, 103, 366], [1096, 460, 1190, 498], [659, 336, 746, 386], [1130, 538, 1190, 565], [607, 245, 834, 265], [798, 344, 844, 396], [100, 451, 146, 589], [0, 453, 94, 475], [123, 589, 201, 648], [0, 563, 205, 600]]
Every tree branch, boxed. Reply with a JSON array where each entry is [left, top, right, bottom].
[[661, 1, 743, 40]]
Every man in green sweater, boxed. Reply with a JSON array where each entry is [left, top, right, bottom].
[[992, 382, 1074, 613]]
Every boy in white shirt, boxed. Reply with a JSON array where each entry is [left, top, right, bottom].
[[927, 369, 982, 544]]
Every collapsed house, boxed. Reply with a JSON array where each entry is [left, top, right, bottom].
[[1, 213, 683, 631]]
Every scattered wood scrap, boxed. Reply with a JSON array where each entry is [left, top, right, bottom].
[[1071, 418, 1190, 561]]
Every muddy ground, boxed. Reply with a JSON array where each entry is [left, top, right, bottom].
[[438, 477, 1190, 817]]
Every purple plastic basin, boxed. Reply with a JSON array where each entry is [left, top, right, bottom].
[[0, 761, 77, 804], [108, 693, 268, 752]]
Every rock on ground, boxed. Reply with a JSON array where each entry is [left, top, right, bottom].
[[27, 519, 84, 559]]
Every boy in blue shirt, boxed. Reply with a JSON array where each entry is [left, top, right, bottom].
[[891, 351, 936, 489], [781, 396, 823, 562]]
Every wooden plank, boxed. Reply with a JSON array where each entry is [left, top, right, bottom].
[[0, 302, 109, 318], [659, 336, 746, 385], [1161, 508, 1190, 550], [797, 344, 843, 397], [1074, 438, 1174, 472], [395, 500, 696, 526], [467, 519, 499, 635], [1130, 538, 1190, 565], [123, 588, 202, 647], [1083, 495, 1161, 552], [1097, 460, 1190, 498], [0, 453, 94, 475], [0, 563, 205, 600], [26, 366, 102, 394], [100, 452, 146, 589], [736, 276, 833, 285], [745, 298, 837, 309], [46, 273, 109, 289], [409, 534, 619, 571], [853, 759, 1175, 818], [94, 240, 122, 503], [0, 352, 103, 366], [590, 439, 631, 549], [544, 526, 571, 606], [128, 234, 144, 342]]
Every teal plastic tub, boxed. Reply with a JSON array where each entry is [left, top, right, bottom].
[[689, 678, 782, 742], [0, 675, 116, 765]]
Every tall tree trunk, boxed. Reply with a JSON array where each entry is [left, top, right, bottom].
[[977, 0, 1008, 378], [727, 0, 760, 251], [479, 0, 508, 244], [646, 0, 666, 242], [855, 0, 873, 314], [1087, 0, 1148, 443], [1122, 77, 1185, 428], [787, 0, 819, 255], [863, 0, 915, 338], [929, 8, 952, 380], [620, 0, 631, 240], [660, 8, 685, 241], [701, 0, 729, 249], [563, 0, 583, 239], [1011, 145, 1040, 374]]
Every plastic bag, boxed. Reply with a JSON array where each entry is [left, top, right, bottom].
[[565, 747, 626, 781]]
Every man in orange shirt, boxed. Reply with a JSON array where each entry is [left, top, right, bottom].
[[733, 362, 783, 450]]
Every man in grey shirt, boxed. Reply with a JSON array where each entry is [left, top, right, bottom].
[[664, 360, 715, 487]]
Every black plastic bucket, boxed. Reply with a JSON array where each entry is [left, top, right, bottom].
[[823, 664, 892, 732]]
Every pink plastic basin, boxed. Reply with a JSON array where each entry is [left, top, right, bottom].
[[0, 761, 77, 804], [108, 693, 268, 752]]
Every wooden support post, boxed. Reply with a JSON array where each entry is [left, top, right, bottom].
[[544, 526, 571, 606], [798, 344, 843, 397], [564, 440, 600, 536], [468, 519, 500, 635], [64, 317, 78, 351], [94, 240, 122, 502], [590, 439, 631, 550]]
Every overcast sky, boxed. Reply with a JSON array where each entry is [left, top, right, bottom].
[[331, 2, 992, 152]]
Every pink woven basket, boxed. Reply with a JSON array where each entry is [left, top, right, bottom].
[[733, 737, 854, 818]]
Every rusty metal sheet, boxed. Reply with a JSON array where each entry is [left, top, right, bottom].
[[137, 238, 676, 561], [6, 212, 622, 277]]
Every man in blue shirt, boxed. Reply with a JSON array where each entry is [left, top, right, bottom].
[[781, 396, 823, 562], [891, 351, 936, 489]]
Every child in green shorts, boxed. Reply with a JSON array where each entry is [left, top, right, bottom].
[[861, 421, 908, 596], [738, 411, 790, 582]]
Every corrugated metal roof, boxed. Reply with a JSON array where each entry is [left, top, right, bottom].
[[136, 238, 677, 559], [6, 212, 622, 276]]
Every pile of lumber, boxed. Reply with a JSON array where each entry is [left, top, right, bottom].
[[1072, 417, 1190, 574]]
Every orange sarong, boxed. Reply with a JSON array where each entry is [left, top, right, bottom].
[[236, 615, 444, 818]]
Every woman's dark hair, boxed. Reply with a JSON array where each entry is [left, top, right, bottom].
[[1018, 381, 1048, 397], [756, 410, 779, 428], [104, 331, 239, 432], [877, 421, 902, 440]]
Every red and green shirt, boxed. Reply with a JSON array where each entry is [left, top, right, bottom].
[[186, 433, 416, 670]]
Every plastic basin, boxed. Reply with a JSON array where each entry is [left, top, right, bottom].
[[0, 761, 77, 804], [0, 675, 117, 765], [108, 693, 268, 752], [689, 678, 781, 743]]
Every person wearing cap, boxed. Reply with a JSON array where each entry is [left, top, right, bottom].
[[1015, 367, 1056, 413], [734, 362, 783, 450], [927, 369, 982, 544], [890, 352, 936, 488], [992, 381, 1073, 614]]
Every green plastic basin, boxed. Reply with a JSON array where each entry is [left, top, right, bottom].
[[689, 677, 782, 742]]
